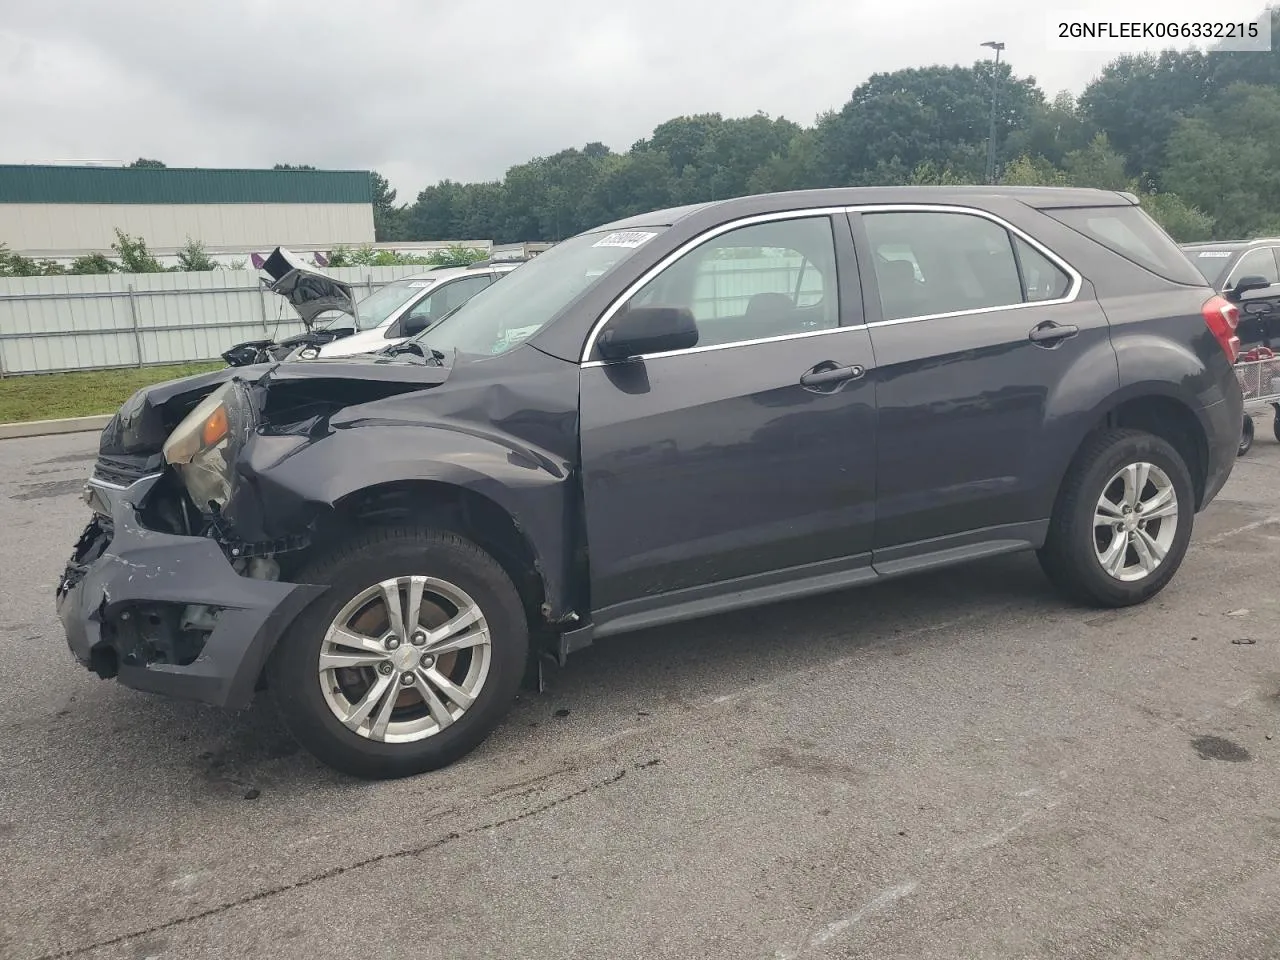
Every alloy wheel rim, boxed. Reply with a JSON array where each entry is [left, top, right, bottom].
[[1093, 461, 1178, 583], [318, 576, 491, 743]]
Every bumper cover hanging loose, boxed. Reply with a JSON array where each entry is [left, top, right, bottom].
[[55, 475, 323, 710]]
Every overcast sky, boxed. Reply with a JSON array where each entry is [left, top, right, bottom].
[[0, 0, 1268, 200]]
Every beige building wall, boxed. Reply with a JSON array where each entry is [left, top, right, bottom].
[[0, 202, 376, 256]]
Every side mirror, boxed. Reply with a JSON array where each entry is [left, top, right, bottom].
[[1229, 275, 1272, 300], [597, 306, 699, 360], [401, 314, 430, 337]]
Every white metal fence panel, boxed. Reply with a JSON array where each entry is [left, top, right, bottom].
[[0, 265, 430, 375], [0, 259, 832, 376]]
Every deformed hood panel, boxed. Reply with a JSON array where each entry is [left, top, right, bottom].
[[261, 247, 355, 326], [99, 356, 453, 458]]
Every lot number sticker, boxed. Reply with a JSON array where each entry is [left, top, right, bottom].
[[593, 231, 658, 249]]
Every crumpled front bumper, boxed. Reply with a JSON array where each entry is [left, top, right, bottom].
[[55, 475, 323, 710]]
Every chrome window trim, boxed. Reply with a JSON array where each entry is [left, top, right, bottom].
[[856, 204, 1081, 328], [578, 203, 1083, 365], [579, 207, 849, 364], [579, 324, 860, 368]]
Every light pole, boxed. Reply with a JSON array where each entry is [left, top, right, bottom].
[[981, 40, 1005, 185]]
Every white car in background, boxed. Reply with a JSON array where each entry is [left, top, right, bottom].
[[301, 262, 520, 359]]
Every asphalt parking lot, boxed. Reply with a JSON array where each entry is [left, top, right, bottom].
[[2, 420, 1279, 960]]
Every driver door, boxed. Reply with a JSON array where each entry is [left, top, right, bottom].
[[578, 213, 878, 632]]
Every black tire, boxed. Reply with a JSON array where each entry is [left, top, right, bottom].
[[1272, 411, 1280, 444], [1240, 415, 1254, 457], [269, 526, 528, 779], [1038, 428, 1195, 608]]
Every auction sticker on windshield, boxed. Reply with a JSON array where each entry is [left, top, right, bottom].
[[593, 231, 657, 249]]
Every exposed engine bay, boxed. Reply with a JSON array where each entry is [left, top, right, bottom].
[[223, 247, 359, 367], [95, 361, 445, 560]]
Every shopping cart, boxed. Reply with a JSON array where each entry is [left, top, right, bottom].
[[1233, 346, 1280, 455]]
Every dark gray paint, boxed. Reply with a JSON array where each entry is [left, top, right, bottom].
[[58, 186, 1245, 705]]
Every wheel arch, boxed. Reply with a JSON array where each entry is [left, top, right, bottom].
[[237, 422, 580, 625], [318, 479, 552, 630], [1050, 385, 1212, 517]]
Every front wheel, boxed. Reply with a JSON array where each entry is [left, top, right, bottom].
[[269, 527, 529, 779], [1038, 429, 1194, 608]]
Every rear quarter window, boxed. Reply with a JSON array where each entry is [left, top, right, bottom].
[[1045, 206, 1207, 286]]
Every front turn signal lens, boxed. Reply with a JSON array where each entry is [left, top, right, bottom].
[[201, 405, 229, 447]]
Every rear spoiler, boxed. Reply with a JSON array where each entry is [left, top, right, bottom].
[[1021, 188, 1140, 210], [259, 247, 356, 328]]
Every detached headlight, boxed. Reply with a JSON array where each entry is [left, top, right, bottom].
[[162, 382, 252, 513]]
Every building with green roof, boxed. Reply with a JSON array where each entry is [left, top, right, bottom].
[[0, 164, 375, 264]]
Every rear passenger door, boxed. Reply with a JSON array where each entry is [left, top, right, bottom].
[[848, 207, 1116, 567]]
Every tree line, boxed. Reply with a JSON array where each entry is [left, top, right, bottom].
[[3, 12, 1278, 280], [374, 9, 1280, 245]]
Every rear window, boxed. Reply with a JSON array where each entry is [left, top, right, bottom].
[[1044, 206, 1207, 286], [1184, 249, 1234, 286]]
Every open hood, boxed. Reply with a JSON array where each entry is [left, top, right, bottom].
[[260, 247, 356, 327]]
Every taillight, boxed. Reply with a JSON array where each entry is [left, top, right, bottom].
[[1202, 295, 1241, 363]]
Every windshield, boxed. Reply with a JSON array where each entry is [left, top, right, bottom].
[[410, 228, 666, 357], [348, 278, 435, 330]]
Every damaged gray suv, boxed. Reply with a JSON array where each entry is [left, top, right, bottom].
[[58, 187, 1244, 778]]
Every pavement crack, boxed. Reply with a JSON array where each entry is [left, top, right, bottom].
[[30, 767, 629, 960]]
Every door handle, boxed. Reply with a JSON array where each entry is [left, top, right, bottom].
[[1028, 321, 1079, 346], [799, 363, 865, 389]]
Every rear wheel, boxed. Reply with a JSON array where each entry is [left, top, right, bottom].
[[1240, 414, 1254, 456], [269, 526, 528, 779], [1038, 429, 1194, 607]]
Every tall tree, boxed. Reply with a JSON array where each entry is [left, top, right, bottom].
[[1078, 12, 1280, 185], [1164, 83, 1280, 238], [1077, 50, 1212, 184], [369, 170, 407, 241], [812, 63, 1043, 186], [1004, 91, 1095, 168]]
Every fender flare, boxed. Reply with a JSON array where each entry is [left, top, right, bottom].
[[236, 422, 577, 618]]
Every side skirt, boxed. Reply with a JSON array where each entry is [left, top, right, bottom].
[[574, 519, 1049, 647]]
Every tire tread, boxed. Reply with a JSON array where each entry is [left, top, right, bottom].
[[1038, 428, 1193, 608], [269, 525, 528, 779]]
